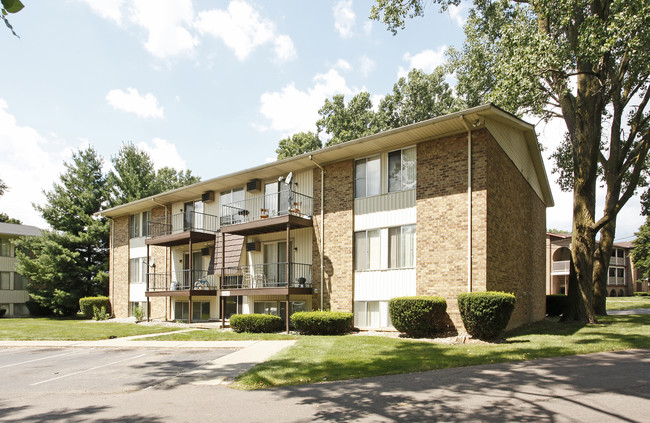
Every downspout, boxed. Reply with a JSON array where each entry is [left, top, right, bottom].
[[310, 155, 325, 310], [107, 216, 115, 317], [460, 116, 472, 293]]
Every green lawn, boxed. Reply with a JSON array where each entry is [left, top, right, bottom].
[[145, 330, 298, 341], [606, 296, 650, 310], [0, 318, 181, 341], [232, 314, 650, 390]]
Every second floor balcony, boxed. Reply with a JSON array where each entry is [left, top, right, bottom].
[[146, 270, 218, 296], [221, 262, 312, 295], [146, 211, 219, 246], [220, 191, 313, 235]]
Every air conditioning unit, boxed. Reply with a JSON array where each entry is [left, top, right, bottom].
[[201, 247, 210, 256], [201, 191, 215, 203], [246, 179, 261, 192], [246, 241, 261, 252]]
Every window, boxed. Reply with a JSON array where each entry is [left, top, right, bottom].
[[192, 301, 210, 321], [608, 267, 625, 285], [0, 272, 9, 290], [221, 187, 245, 224], [354, 301, 391, 328], [174, 301, 189, 321], [0, 238, 12, 257], [388, 147, 416, 192], [129, 211, 151, 238], [254, 301, 306, 324], [388, 225, 416, 268], [13, 303, 28, 316], [129, 258, 147, 284], [354, 229, 381, 271], [355, 156, 380, 198], [14, 273, 29, 290], [129, 301, 146, 318]]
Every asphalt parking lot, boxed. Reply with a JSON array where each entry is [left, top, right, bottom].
[[0, 347, 235, 394]]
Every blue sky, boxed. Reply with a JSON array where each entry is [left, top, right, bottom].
[[0, 0, 644, 241]]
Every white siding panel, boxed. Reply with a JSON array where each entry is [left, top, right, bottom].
[[246, 228, 312, 266], [354, 269, 416, 301], [0, 290, 29, 303], [354, 190, 416, 231], [485, 119, 544, 200], [294, 170, 313, 197], [0, 256, 16, 271], [129, 283, 146, 302], [129, 238, 147, 258]]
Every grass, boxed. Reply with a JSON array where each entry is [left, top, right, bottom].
[[145, 330, 299, 341], [0, 318, 182, 341], [606, 296, 650, 310], [232, 314, 650, 390]]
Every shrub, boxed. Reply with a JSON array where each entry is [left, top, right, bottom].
[[546, 294, 568, 317], [79, 297, 111, 319], [633, 292, 649, 297], [230, 313, 284, 333], [389, 296, 448, 338], [93, 306, 110, 321], [133, 305, 146, 321], [458, 292, 516, 340], [25, 299, 52, 317], [291, 311, 353, 335], [0, 308, 6, 317]]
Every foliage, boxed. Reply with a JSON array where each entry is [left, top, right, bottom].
[[317, 92, 381, 147], [0, 178, 6, 196], [1, 0, 24, 38], [16, 147, 109, 316], [457, 292, 516, 340], [230, 313, 284, 333], [92, 306, 110, 321], [633, 292, 649, 297], [25, 299, 52, 317], [0, 308, 5, 317], [546, 294, 568, 317], [133, 304, 146, 321], [291, 311, 353, 335], [79, 296, 112, 319], [108, 142, 200, 206], [276, 131, 322, 160], [388, 296, 448, 338], [631, 217, 650, 282]]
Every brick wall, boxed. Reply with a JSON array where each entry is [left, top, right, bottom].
[[110, 216, 129, 318], [312, 161, 354, 312], [485, 133, 546, 328], [416, 130, 489, 329], [149, 206, 169, 320]]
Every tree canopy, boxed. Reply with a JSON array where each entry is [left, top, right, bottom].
[[371, 0, 650, 322], [631, 217, 650, 284], [276, 132, 322, 160]]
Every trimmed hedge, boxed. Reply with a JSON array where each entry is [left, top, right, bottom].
[[633, 292, 649, 297], [230, 313, 284, 333], [546, 294, 568, 317], [79, 296, 112, 319], [25, 300, 52, 317], [458, 292, 516, 340], [388, 296, 447, 338], [291, 311, 353, 335]]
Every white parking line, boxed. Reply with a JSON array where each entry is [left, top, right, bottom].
[[30, 353, 147, 386], [0, 351, 80, 369]]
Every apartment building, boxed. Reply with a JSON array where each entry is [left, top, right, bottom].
[[0, 222, 42, 316], [100, 104, 554, 332], [546, 233, 646, 296]]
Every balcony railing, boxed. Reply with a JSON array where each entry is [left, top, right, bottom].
[[147, 211, 220, 238], [220, 191, 313, 226], [610, 255, 625, 266], [147, 270, 218, 292], [220, 262, 312, 289], [551, 260, 570, 274]]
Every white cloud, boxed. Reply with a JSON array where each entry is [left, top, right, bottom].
[[362, 20, 373, 36], [447, 3, 468, 27], [335, 59, 352, 72], [195, 1, 295, 62], [359, 55, 376, 76], [78, 0, 125, 25], [0, 99, 74, 228], [333, 0, 356, 38], [258, 69, 356, 135], [106, 88, 164, 119], [129, 0, 198, 58], [398, 46, 448, 78], [136, 138, 186, 170]]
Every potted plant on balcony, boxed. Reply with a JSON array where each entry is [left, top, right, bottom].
[[260, 208, 269, 218], [290, 202, 301, 214]]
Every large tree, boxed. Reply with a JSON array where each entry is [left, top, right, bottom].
[[276, 131, 322, 160], [16, 147, 109, 315], [371, 0, 650, 322], [317, 92, 381, 146], [631, 216, 650, 286]]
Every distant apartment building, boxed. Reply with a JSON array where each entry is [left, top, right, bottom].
[[100, 104, 554, 332], [546, 232, 647, 296], [0, 222, 42, 316]]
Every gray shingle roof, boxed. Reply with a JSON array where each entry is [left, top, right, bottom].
[[0, 222, 43, 237]]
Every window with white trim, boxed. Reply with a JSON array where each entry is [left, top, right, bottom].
[[608, 267, 625, 285], [355, 155, 381, 198], [0, 238, 12, 257], [129, 258, 147, 284], [388, 225, 416, 268], [354, 229, 381, 271], [388, 147, 416, 192], [129, 211, 151, 238]]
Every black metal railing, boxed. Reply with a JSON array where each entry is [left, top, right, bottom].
[[220, 262, 312, 289], [147, 211, 220, 238], [147, 270, 218, 291], [220, 191, 313, 226]]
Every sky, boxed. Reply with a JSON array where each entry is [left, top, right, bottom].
[[0, 0, 644, 242]]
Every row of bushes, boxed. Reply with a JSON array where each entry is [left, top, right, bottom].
[[230, 311, 354, 335], [633, 292, 649, 297]]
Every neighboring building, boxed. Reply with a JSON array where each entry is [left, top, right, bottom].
[[100, 104, 554, 332], [546, 233, 646, 296], [0, 222, 42, 316]]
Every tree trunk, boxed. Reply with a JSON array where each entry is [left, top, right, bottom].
[[593, 220, 616, 315]]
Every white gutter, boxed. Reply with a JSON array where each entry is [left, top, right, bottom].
[[461, 116, 472, 293], [309, 155, 325, 310]]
